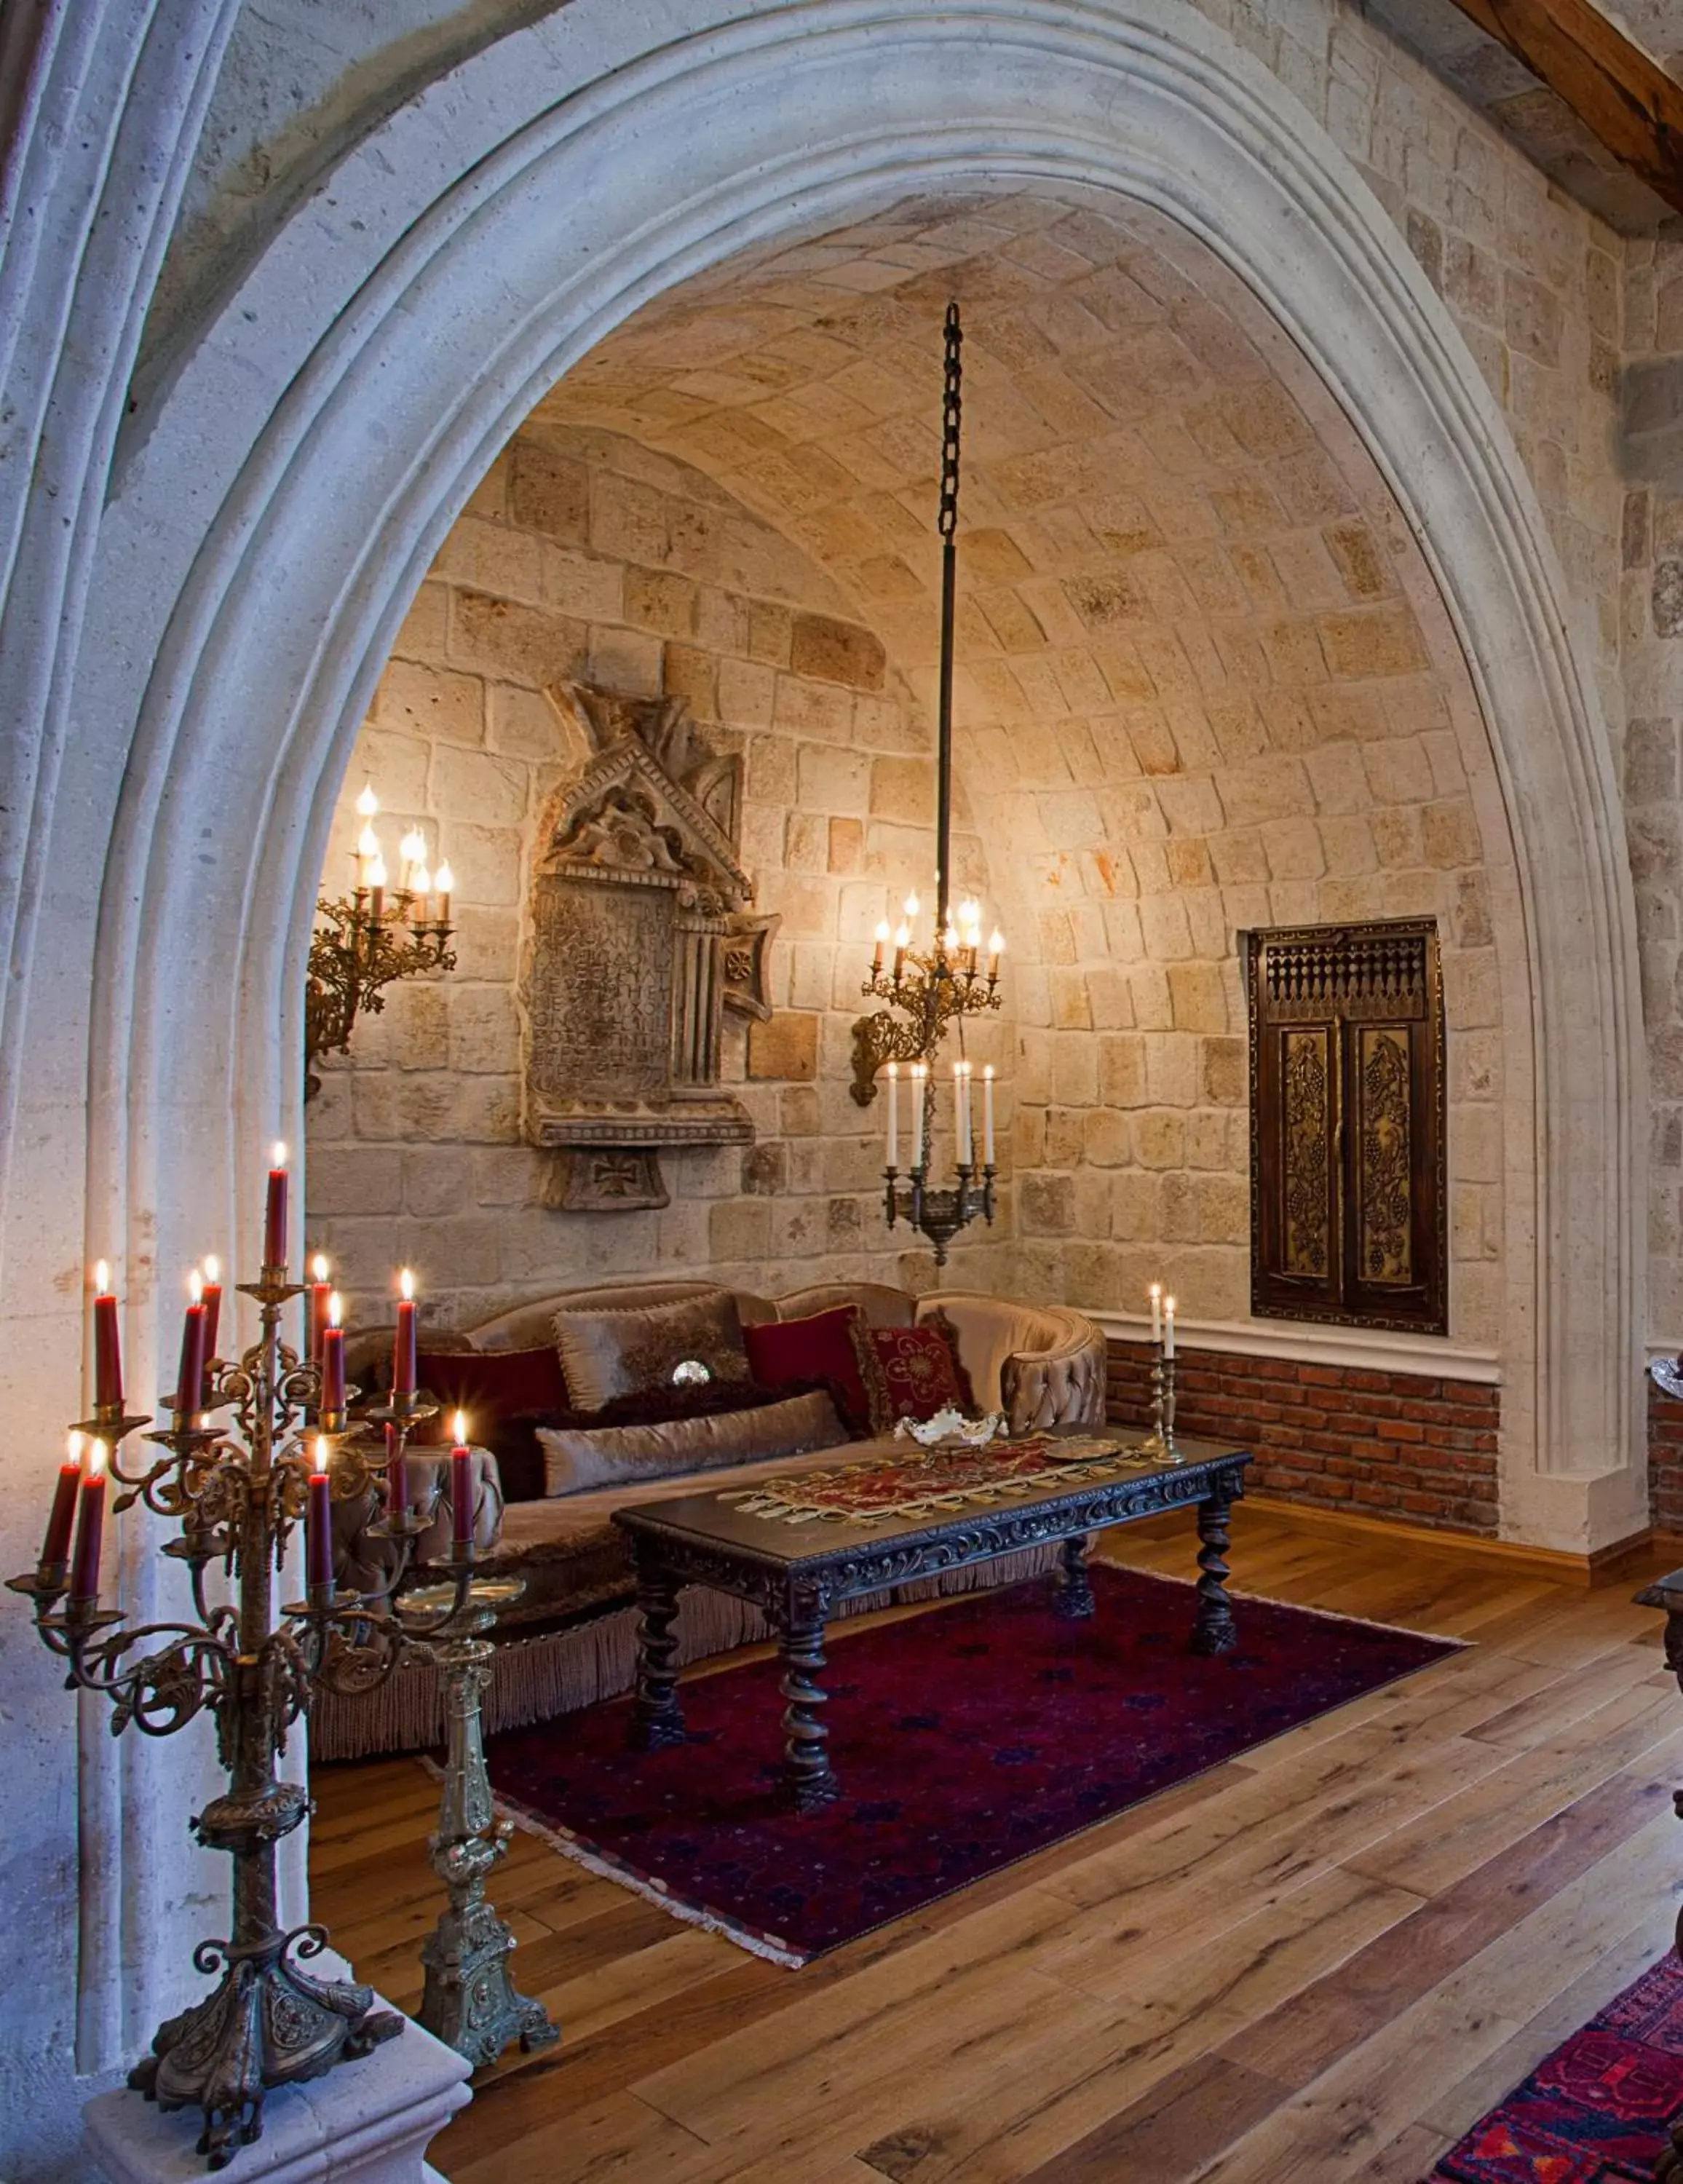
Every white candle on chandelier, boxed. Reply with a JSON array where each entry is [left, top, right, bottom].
[[892, 920, 909, 983], [910, 1061, 927, 1171], [886, 1061, 899, 1168], [954, 1059, 972, 1166], [397, 827, 427, 892], [1149, 1281, 1163, 1344], [366, 855, 387, 923], [873, 920, 890, 974], [982, 1064, 995, 1165], [435, 860, 454, 926], [1163, 1295, 1176, 1359], [988, 928, 1005, 981]]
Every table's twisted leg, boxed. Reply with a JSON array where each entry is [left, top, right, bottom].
[[629, 1548, 686, 1751], [1055, 1532, 1096, 1619], [779, 1589, 839, 1814], [1190, 1488, 1238, 1656]]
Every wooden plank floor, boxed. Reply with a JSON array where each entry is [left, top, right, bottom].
[[309, 1507, 1683, 2183]]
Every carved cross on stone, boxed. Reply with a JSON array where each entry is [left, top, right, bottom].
[[525, 684, 778, 1211]]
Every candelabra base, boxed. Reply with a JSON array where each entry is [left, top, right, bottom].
[[87, 1974, 470, 2184], [419, 1899, 561, 2070], [129, 1927, 403, 2169]]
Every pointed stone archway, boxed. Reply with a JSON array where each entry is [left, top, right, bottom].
[[4, 0, 1643, 2142]]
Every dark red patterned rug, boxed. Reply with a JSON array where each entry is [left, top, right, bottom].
[[484, 1564, 1460, 1963], [1427, 1952, 1683, 2181]]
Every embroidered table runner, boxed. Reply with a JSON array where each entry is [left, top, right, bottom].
[[720, 1434, 1151, 1526]]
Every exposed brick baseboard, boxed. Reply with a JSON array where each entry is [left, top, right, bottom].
[[1650, 1382, 1683, 1534], [1104, 1337, 1500, 1535]]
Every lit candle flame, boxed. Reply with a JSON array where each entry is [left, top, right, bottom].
[[66, 1430, 84, 1466], [989, 929, 1005, 957], [398, 828, 427, 869], [887, 1061, 898, 1079], [399, 1267, 415, 1302], [356, 821, 381, 860], [874, 920, 891, 943], [411, 865, 431, 897], [328, 1291, 342, 1329], [904, 892, 919, 919], [894, 922, 910, 948], [189, 1267, 203, 1305], [434, 860, 454, 895], [202, 1255, 220, 1283], [355, 782, 379, 820], [367, 856, 388, 891], [272, 1141, 288, 1168], [312, 1436, 330, 1477], [94, 1259, 110, 1293], [312, 1252, 329, 1283], [87, 1438, 108, 1481], [452, 1409, 468, 1447]]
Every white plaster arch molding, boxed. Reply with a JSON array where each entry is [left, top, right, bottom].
[[80, 0, 1643, 1570]]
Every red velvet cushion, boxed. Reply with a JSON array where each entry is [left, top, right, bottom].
[[866, 1318, 974, 1426], [744, 1306, 876, 1437], [414, 1348, 569, 1501]]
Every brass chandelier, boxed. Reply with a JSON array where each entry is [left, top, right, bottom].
[[850, 304, 1005, 1265]]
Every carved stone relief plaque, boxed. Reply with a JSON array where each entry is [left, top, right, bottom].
[[525, 684, 778, 1210]]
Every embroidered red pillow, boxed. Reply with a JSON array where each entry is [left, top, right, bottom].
[[866, 1314, 975, 1426], [744, 1305, 876, 1438]]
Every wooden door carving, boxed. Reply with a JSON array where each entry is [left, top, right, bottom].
[[1246, 918, 1446, 1334]]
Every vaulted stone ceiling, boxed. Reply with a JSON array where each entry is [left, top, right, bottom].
[[534, 186, 1506, 1012]]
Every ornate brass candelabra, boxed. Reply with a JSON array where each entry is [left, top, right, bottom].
[[7, 1269, 487, 2168], [305, 885, 455, 1099], [851, 938, 1002, 1107]]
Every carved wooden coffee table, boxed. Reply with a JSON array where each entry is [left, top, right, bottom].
[[614, 1430, 1251, 1814]]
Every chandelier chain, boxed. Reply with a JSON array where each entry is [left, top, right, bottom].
[[938, 301, 962, 542]]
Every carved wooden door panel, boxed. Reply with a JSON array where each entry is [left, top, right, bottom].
[[1246, 919, 1446, 1334]]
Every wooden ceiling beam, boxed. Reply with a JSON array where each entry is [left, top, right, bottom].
[[1442, 0, 1683, 219]]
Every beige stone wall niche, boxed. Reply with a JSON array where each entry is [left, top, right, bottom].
[[304, 422, 1016, 1330]]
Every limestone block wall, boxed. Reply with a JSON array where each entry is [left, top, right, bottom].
[[304, 422, 1015, 1332], [1622, 235, 1683, 1341]]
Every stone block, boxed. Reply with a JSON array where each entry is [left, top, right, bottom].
[[448, 985, 521, 1075], [1503, 269, 1562, 365], [710, 1198, 772, 1262], [1053, 1036, 1099, 1105], [1135, 1109, 1187, 1168], [784, 811, 829, 874], [1420, 799, 1481, 868], [791, 613, 886, 690], [1145, 1034, 1199, 1107], [1050, 970, 1093, 1031], [1201, 1036, 1246, 1106], [511, 438, 590, 542], [719, 658, 778, 729], [1168, 962, 1228, 1033], [625, 566, 699, 636], [869, 755, 935, 824], [1319, 607, 1426, 679], [827, 816, 865, 874], [780, 1085, 822, 1136], [1186, 1110, 1229, 1169], [1020, 1172, 1077, 1235], [487, 684, 569, 763], [451, 592, 586, 687], [590, 470, 670, 566], [797, 744, 870, 812], [309, 1146, 404, 1219], [741, 1142, 788, 1195], [1099, 1034, 1147, 1106], [1656, 562, 1683, 638], [437, 822, 523, 908], [376, 660, 486, 748], [748, 1012, 820, 1080], [664, 643, 718, 719], [431, 745, 529, 831], [587, 625, 663, 695], [1083, 1109, 1132, 1166]]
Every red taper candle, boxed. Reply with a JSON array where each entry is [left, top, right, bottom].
[[175, 1270, 208, 1417], [264, 1142, 289, 1270], [199, 1257, 222, 1408], [450, 1412, 474, 1551], [70, 1439, 108, 1603], [384, 1421, 408, 1518], [92, 1262, 122, 1411], [392, 1268, 417, 1396], [306, 1438, 334, 1597], [320, 1293, 346, 1417], [307, 1253, 331, 1364], [41, 1433, 83, 1570]]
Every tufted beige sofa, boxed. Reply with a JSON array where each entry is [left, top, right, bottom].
[[313, 1278, 1106, 1760]]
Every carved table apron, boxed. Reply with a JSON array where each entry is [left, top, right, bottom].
[[613, 1435, 1251, 1815]]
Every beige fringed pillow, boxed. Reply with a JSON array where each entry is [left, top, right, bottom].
[[538, 1388, 846, 1497], [550, 1289, 751, 1411]]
